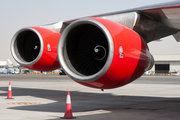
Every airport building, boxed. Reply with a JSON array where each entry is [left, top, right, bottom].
[[150, 55, 180, 73]]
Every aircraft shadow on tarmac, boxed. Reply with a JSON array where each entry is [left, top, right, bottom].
[[1, 87, 180, 120]]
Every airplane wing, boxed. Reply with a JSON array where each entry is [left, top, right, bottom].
[[10, 1, 180, 89], [59, 1, 180, 43]]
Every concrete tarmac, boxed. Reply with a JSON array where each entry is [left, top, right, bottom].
[[0, 74, 180, 120]]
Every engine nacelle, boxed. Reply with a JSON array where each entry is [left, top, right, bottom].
[[58, 17, 154, 89], [11, 27, 61, 71]]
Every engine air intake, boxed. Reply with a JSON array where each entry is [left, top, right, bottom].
[[16, 31, 40, 62], [11, 27, 44, 67], [66, 24, 109, 75]]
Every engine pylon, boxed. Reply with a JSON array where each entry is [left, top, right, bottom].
[[61, 91, 76, 119]]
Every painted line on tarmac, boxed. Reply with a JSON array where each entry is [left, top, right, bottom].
[[7, 102, 43, 105]]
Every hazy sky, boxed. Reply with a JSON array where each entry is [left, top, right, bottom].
[[0, 0, 179, 64]]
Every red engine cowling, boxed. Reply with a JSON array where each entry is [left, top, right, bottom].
[[58, 17, 154, 89], [11, 27, 61, 71]]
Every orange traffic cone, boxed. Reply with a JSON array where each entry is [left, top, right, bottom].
[[61, 91, 76, 119], [7, 82, 13, 99]]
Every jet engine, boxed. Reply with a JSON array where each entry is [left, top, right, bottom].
[[58, 18, 154, 89], [11, 27, 61, 71]]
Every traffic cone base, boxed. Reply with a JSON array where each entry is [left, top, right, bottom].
[[60, 117, 76, 119], [6, 91, 13, 99]]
